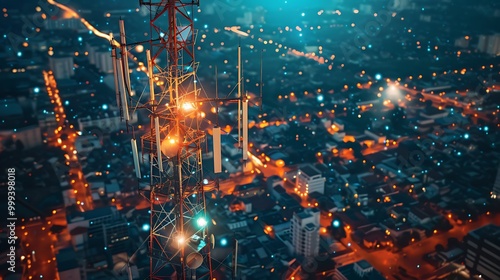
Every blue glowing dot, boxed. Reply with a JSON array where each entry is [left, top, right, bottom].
[[64, 100, 69, 105], [78, 37, 82, 42], [17, 51, 22, 57], [375, 73, 382, 80], [34, 87, 40, 93], [220, 238, 228, 246], [317, 95, 324, 102], [333, 220, 340, 227], [102, 104, 108, 110], [464, 133, 469, 139], [301, 12, 305, 17], [142, 224, 150, 231]]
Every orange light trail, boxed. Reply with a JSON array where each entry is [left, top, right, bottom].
[[224, 26, 249, 37], [47, 0, 120, 47], [287, 49, 326, 64]]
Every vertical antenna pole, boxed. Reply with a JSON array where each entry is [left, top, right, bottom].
[[117, 56, 130, 121], [242, 100, 248, 160], [119, 19, 131, 94], [147, 49, 155, 103], [232, 239, 239, 279], [213, 127, 222, 173], [237, 44, 242, 148], [131, 139, 141, 178], [154, 117, 163, 171]]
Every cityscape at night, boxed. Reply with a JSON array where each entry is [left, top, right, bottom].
[[1, 0, 500, 279]]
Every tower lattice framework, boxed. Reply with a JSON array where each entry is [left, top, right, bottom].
[[135, 1, 212, 279]]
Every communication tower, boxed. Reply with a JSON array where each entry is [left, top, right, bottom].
[[111, 0, 252, 278]]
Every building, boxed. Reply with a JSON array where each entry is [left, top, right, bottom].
[[464, 224, 500, 280], [56, 247, 86, 280], [491, 165, 500, 199], [364, 130, 386, 144], [77, 108, 137, 133], [0, 125, 42, 151], [455, 36, 470, 48], [295, 164, 325, 196], [94, 47, 114, 74], [407, 206, 441, 225], [477, 34, 500, 56], [291, 208, 320, 257], [44, 18, 85, 31], [0, 98, 42, 151], [49, 55, 74, 80], [334, 260, 385, 280]]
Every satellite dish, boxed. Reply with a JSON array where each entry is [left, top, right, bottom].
[[186, 252, 203, 269]]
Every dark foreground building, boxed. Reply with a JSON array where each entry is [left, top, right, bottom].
[[464, 224, 500, 280]]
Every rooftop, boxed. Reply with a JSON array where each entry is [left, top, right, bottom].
[[299, 164, 321, 177]]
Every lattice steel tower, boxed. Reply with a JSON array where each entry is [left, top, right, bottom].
[[114, 0, 214, 279]]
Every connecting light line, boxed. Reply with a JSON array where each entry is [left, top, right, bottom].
[[47, 0, 120, 47], [224, 26, 249, 37]]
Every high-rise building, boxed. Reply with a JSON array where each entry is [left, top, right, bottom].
[[491, 165, 500, 199], [477, 34, 500, 56], [49, 55, 74, 80], [296, 164, 325, 196], [464, 224, 500, 280], [291, 208, 320, 257], [94, 47, 114, 74]]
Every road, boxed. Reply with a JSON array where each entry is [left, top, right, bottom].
[[19, 221, 58, 280], [396, 84, 493, 123], [20, 70, 96, 280], [340, 213, 500, 279], [43, 70, 94, 211]]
